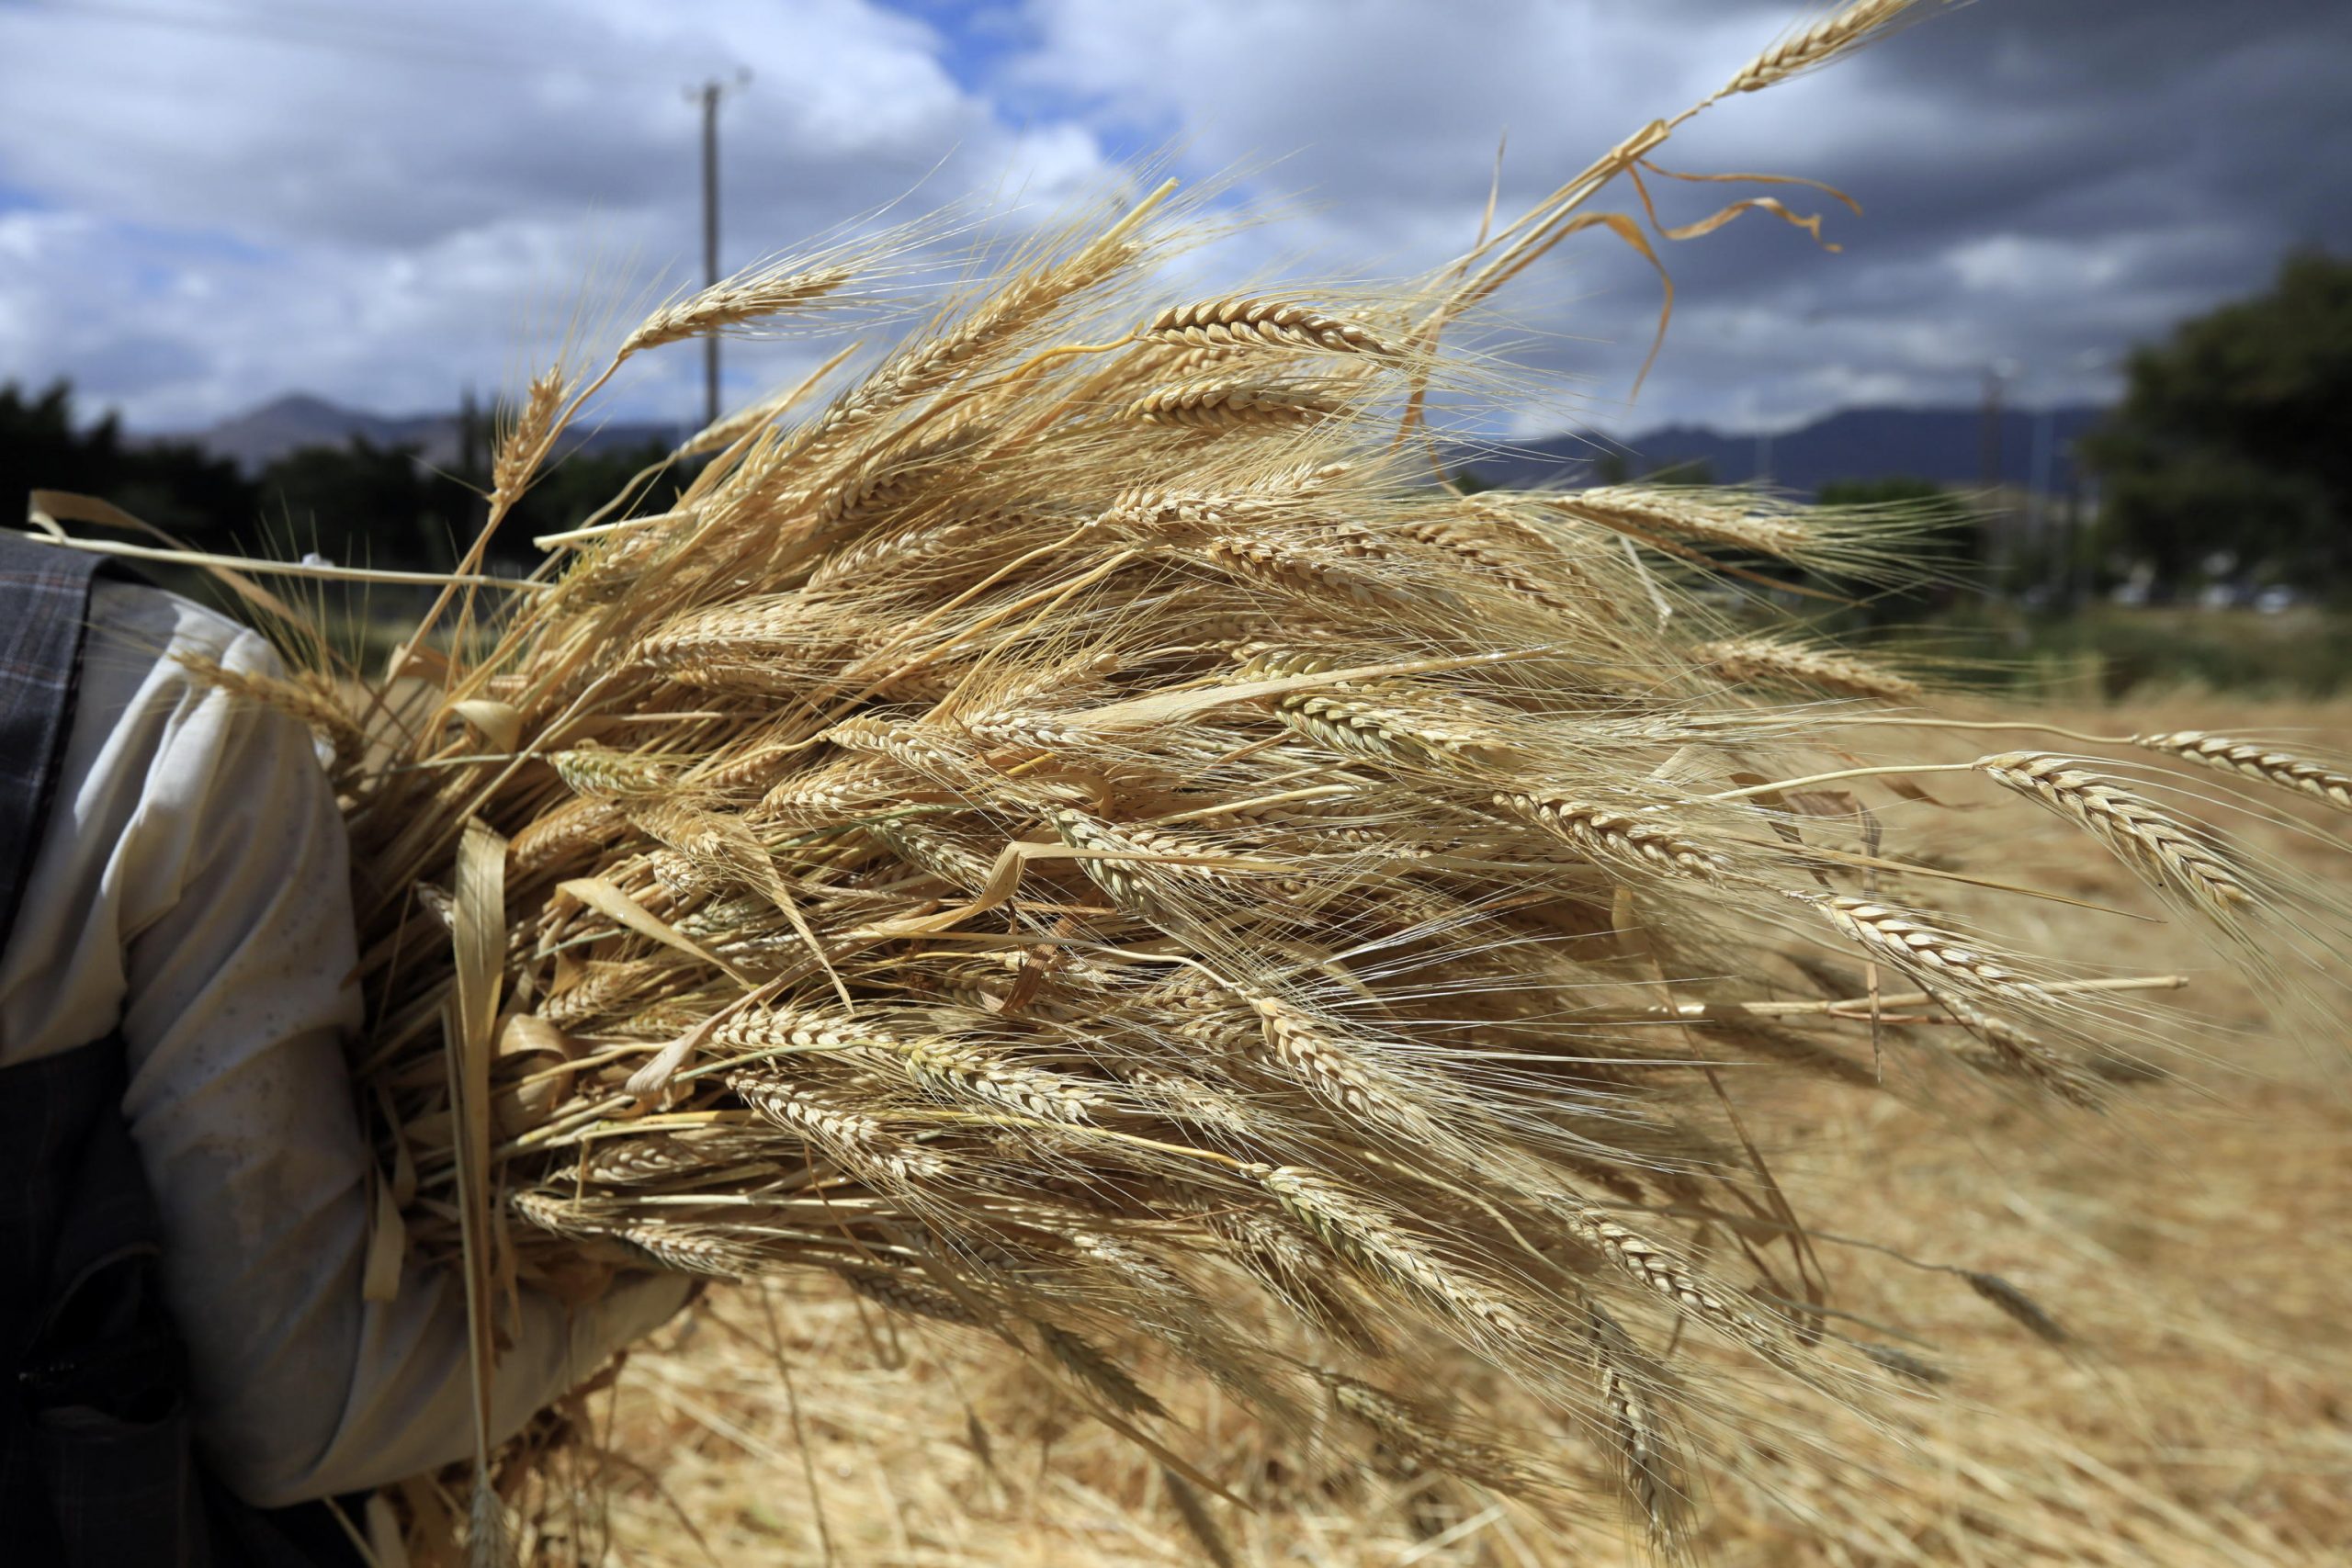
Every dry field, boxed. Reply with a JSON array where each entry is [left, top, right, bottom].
[[571, 694, 2352, 1567]]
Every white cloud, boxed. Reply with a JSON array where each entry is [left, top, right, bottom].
[[0, 0, 1109, 428], [0, 0, 2341, 438]]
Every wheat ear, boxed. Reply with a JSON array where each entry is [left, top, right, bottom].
[[727, 1070, 948, 1182], [492, 367, 568, 511], [1144, 297, 1394, 356], [1810, 894, 2044, 998], [1129, 379, 1346, 429], [1715, 0, 1921, 98], [1975, 752, 2252, 911], [622, 264, 851, 355], [1315, 1369, 1537, 1493], [1694, 635, 1922, 702], [835, 1268, 982, 1325], [1496, 793, 1732, 881], [1557, 486, 1815, 558], [2131, 730, 2352, 813], [1253, 1165, 1528, 1342]]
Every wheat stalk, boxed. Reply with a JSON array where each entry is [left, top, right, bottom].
[[1975, 751, 2252, 911], [1143, 297, 1394, 356], [2131, 730, 2352, 813], [621, 264, 852, 355], [1714, 0, 1924, 99], [1695, 635, 1923, 702], [1129, 379, 1347, 429], [1811, 895, 2045, 998]]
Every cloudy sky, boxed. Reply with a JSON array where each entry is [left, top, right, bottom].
[[2, 0, 2346, 441]]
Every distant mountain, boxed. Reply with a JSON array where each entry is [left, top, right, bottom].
[[184, 394, 447, 473], [174, 395, 2110, 497], [1457, 403, 2111, 496], [168, 393, 683, 474]]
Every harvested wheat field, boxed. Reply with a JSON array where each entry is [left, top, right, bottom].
[[28, 2, 2350, 1563], [565, 699, 2350, 1568]]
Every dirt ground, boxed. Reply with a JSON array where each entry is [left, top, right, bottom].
[[576, 694, 2352, 1567]]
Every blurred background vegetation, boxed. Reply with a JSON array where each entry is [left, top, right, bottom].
[[0, 379, 674, 574], [6, 250, 2346, 694]]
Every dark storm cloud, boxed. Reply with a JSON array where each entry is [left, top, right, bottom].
[[1550, 0, 2352, 424], [1751, 0, 2352, 272], [1010, 0, 2352, 433]]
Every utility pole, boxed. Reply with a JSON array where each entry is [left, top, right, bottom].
[[1980, 362, 2015, 592], [2027, 404, 2056, 577], [2057, 443, 2084, 613], [1978, 365, 2006, 491], [688, 71, 751, 429]]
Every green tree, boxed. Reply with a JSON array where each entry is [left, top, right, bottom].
[[259, 436, 475, 571], [494, 436, 681, 567], [2083, 250, 2352, 586], [3, 378, 687, 581], [258, 430, 683, 573], [1, 379, 256, 540], [1641, 457, 1714, 486], [1813, 476, 1968, 626], [1815, 476, 1962, 513]]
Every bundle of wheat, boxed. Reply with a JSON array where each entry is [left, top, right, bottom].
[[36, 1, 2351, 1560]]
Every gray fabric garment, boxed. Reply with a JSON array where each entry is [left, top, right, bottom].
[[0, 543, 692, 1506], [0, 528, 351, 1564], [0, 530, 102, 943]]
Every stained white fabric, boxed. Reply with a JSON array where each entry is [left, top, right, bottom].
[[0, 580, 689, 1506]]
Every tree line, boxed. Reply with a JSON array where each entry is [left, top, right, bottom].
[[0, 382, 675, 575]]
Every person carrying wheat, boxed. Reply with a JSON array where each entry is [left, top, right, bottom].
[[0, 531, 687, 1564]]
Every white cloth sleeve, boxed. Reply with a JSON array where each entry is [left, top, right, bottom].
[[0, 581, 691, 1506]]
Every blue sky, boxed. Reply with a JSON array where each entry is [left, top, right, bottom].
[[1, 0, 2346, 439]]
